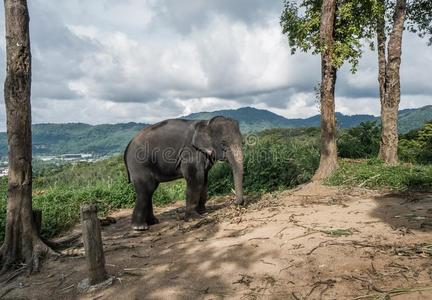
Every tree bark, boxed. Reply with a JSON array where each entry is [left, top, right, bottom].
[[377, 0, 387, 108], [0, 0, 53, 273], [378, 0, 407, 164], [312, 0, 338, 181]]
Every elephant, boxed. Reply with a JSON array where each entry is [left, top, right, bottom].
[[123, 116, 244, 231]]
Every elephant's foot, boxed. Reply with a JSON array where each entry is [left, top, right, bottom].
[[183, 210, 202, 222], [146, 215, 160, 225], [132, 223, 149, 231], [196, 205, 206, 215]]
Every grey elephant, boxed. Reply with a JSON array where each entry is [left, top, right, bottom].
[[124, 116, 244, 231]]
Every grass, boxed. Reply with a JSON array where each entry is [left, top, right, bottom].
[[327, 159, 432, 191], [0, 156, 186, 241]]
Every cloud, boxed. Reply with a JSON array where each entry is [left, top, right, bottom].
[[155, 0, 283, 33], [0, 0, 429, 131]]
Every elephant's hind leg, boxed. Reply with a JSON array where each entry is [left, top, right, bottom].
[[131, 175, 159, 231]]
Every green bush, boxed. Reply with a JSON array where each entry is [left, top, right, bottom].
[[327, 159, 432, 191], [209, 136, 319, 195], [399, 121, 432, 164], [337, 121, 380, 159]]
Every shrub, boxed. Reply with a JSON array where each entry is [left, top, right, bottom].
[[399, 121, 432, 164], [209, 136, 319, 195], [327, 159, 432, 191], [337, 121, 380, 159]]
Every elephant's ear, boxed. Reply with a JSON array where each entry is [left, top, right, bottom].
[[192, 122, 214, 157]]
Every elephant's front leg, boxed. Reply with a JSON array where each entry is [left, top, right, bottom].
[[196, 172, 208, 215], [185, 181, 205, 221]]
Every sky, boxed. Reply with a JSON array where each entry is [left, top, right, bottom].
[[0, 0, 430, 130]]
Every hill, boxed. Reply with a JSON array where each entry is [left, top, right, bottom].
[[0, 105, 429, 157], [183, 106, 432, 133], [0, 122, 149, 158], [182, 107, 377, 132], [398, 105, 432, 134]]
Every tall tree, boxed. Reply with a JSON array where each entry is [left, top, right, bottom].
[[377, 0, 432, 164], [0, 0, 52, 273], [314, 0, 338, 179], [281, 0, 377, 180]]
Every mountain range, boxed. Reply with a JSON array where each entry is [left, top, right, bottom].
[[0, 105, 430, 157], [184, 105, 432, 134]]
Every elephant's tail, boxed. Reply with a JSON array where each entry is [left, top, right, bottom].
[[124, 140, 132, 183]]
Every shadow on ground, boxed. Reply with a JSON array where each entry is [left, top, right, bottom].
[[1, 199, 277, 299], [370, 192, 432, 231]]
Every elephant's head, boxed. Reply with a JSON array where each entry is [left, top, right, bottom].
[[192, 116, 244, 205]]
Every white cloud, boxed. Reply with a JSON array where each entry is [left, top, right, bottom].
[[0, 0, 428, 131]]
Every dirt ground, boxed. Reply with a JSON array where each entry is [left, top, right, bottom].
[[2, 183, 432, 299]]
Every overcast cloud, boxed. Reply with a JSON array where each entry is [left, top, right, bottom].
[[0, 0, 430, 130]]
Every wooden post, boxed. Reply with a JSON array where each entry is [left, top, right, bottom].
[[80, 204, 107, 285]]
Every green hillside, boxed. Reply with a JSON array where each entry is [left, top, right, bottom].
[[183, 106, 432, 133], [398, 105, 432, 134], [183, 107, 377, 132], [0, 122, 148, 158]]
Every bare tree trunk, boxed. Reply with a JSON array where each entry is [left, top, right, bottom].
[[377, 0, 386, 108], [379, 0, 407, 164], [313, 0, 338, 181], [0, 0, 53, 273]]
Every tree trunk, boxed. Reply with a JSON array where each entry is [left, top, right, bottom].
[[0, 0, 53, 273], [378, 0, 407, 164], [312, 0, 338, 181], [377, 0, 386, 108]]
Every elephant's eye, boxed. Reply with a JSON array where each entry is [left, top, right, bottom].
[[221, 141, 228, 150]]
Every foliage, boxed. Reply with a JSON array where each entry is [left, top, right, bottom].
[[280, 0, 379, 71], [338, 121, 380, 158], [209, 130, 320, 195], [406, 0, 432, 45], [327, 159, 432, 191], [399, 121, 432, 164]]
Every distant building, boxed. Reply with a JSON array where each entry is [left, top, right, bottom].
[[0, 167, 8, 177]]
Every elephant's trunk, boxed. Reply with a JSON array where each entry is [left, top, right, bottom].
[[227, 143, 244, 205]]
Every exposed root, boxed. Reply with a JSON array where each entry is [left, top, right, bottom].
[[353, 286, 432, 300], [0, 236, 59, 275], [30, 239, 60, 273], [0, 265, 26, 284]]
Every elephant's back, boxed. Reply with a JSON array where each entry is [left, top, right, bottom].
[[134, 119, 197, 144], [124, 119, 199, 167]]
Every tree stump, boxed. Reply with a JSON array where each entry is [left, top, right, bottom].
[[80, 204, 107, 285]]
